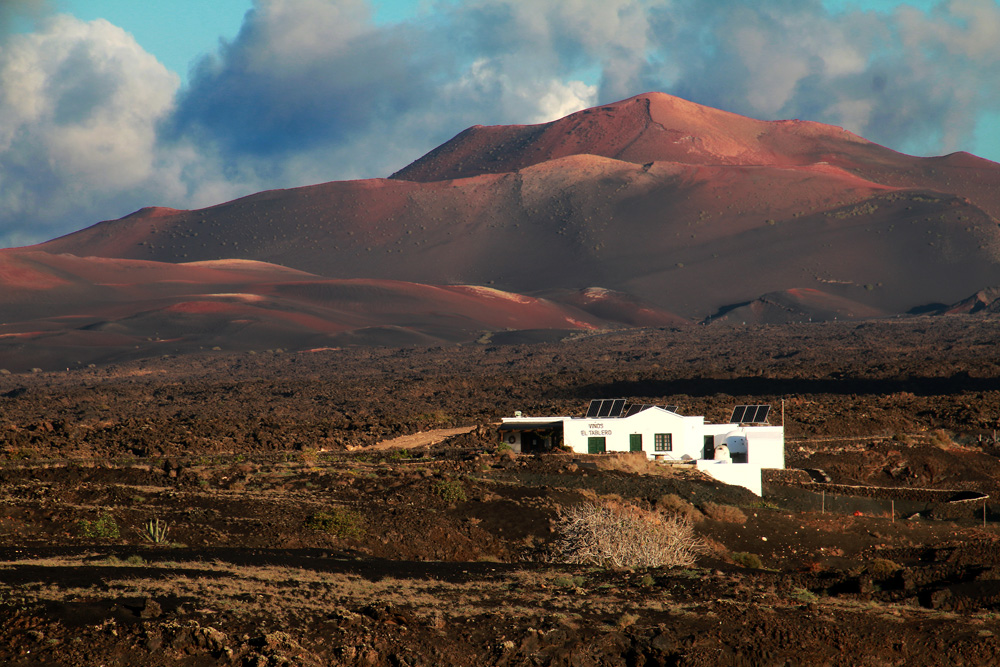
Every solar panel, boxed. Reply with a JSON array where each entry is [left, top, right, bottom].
[[730, 405, 771, 423], [586, 400, 602, 418], [752, 405, 771, 423], [597, 400, 614, 418], [608, 399, 627, 417], [664, 405, 678, 413]]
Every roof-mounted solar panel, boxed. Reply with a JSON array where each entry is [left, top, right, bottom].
[[607, 399, 627, 417], [586, 400, 602, 418], [730, 405, 771, 424]]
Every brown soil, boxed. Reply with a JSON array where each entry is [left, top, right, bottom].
[[5, 318, 1000, 665]]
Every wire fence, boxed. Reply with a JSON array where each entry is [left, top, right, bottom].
[[763, 481, 991, 525]]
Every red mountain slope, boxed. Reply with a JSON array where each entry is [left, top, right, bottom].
[[0, 250, 610, 371], [26, 92, 1000, 328]]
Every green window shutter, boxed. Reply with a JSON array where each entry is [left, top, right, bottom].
[[629, 434, 643, 452], [587, 437, 606, 454]]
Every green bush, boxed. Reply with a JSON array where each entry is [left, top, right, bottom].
[[432, 479, 467, 503], [788, 587, 818, 603], [304, 509, 365, 539], [732, 552, 762, 569], [552, 574, 586, 588], [77, 513, 120, 540]]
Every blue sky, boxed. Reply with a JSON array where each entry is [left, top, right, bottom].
[[1, 0, 999, 248], [57, 0, 425, 83]]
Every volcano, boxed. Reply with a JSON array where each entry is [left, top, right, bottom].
[[5, 92, 1000, 368]]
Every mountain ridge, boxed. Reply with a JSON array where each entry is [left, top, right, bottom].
[[4, 91, 1000, 368]]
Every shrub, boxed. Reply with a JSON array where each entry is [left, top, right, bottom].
[[552, 574, 586, 588], [788, 587, 818, 603], [732, 552, 762, 569], [656, 494, 703, 522], [432, 479, 467, 503], [554, 501, 704, 568], [78, 513, 120, 540], [930, 429, 953, 448], [700, 502, 747, 524], [304, 509, 365, 539], [137, 517, 170, 544], [867, 558, 901, 580]]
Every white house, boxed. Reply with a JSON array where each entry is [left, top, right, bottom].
[[498, 400, 784, 495]]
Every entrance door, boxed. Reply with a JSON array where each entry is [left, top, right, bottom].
[[587, 437, 606, 454], [704, 435, 715, 459], [629, 434, 643, 452]]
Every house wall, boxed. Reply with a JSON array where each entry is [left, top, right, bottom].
[[499, 417, 565, 454], [561, 409, 705, 460], [500, 410, 786, 497], [703, 425, 785, 468]]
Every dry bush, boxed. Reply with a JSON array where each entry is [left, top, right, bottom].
[[700, 502, 747, 524], [656, 494, 704, 522], [554, 501, 704, 568], [699, 536, 730, 558], [593, 452, 660, 475], [866, 558, 901, 580], [930, 429, 954, 449]]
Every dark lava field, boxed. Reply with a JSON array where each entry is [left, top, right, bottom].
[[5, 317, 1000, 665]]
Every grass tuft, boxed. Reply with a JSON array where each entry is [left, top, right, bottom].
[[304, 509, 365, 539]]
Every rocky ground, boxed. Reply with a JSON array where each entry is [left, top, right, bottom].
[[5, 317, 1000, 665]]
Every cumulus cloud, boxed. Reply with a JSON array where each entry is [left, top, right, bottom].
[[652, 0, 1000, 157], [0, 15, 180, 245], [3, 0, 1000, 248]]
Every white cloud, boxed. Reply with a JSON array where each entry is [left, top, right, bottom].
[[0, 15, 180, 244], [3, 0, 1000, 248]]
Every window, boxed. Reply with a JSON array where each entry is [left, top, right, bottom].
[[654, 433, 672, 452]]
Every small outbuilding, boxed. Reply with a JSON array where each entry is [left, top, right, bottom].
[[499, 400, 784, 495]]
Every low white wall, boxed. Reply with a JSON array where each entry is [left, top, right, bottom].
[[696, 460, 763, 496]]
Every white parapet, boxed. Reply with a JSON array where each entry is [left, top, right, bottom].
[[695, 460, 763, 496]]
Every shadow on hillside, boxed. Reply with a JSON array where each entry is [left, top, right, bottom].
[[578, 371, 993, 399]]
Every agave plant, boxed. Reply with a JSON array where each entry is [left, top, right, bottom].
[[137, 517, 171, 545]]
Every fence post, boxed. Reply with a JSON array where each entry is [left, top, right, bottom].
[[822, 490, 825, 514]]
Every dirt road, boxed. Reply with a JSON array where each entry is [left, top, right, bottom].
[[371, 426, 477, 450]]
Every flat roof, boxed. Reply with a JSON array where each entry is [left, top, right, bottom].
[[497, 421, 564, 431]]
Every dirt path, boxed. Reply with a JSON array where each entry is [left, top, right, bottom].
[[371, 426, 476, 451]]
